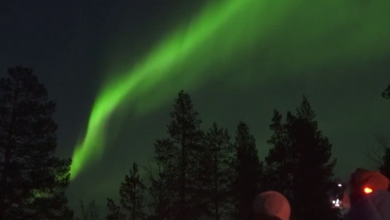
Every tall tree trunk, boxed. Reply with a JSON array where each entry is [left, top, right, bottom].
[[214, 149, 219, 220], [179, 133, 186, 220], [0, 94, 17, 220], [132, 185, 136, 220]]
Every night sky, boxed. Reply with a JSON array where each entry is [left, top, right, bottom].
[[1, 0, 389, 215]]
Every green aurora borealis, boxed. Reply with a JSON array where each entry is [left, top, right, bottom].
[[69, 0, 390, 180]]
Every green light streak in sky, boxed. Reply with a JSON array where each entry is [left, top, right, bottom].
[[69, 0, 390, 180]]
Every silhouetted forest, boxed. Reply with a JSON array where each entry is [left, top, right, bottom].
[[1, 66, 389, 220]]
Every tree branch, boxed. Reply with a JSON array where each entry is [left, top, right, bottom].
[[382, 84, 390, 99], [365, 134, 390, 167]]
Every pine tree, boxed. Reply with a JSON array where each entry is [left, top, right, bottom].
[[120, 162, 146, 220], [152, 90, 204, 220], [265, 95, 337, 220], [231, 122, 262, 220], [382, 84, 390, 99], [106, 198, 126, 220], [202, 123, 233, 220], [0, 66, 73, 219]]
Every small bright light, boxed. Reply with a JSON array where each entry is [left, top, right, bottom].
[[332, 198, 342, 208], [338, 183, 342, 187], [364, 187, 373, 194]]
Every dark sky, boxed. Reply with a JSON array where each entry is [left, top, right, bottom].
[[1, 0, 389, 215]]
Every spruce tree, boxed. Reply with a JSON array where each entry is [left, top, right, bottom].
[[145, 160, 175, 220], [231, 122, 262, 220], [0, 66, 73, 219], [379, 87, 390, 182], [379, 147, 390, 187], [106, 198, 126, 220], [265, 96, 337, 220], [262, 110, 290, 194], [76, 200, 100, 220], [152, 90, 204, 220], [119, 162, 146, 220], [202, 123, 233, 220]]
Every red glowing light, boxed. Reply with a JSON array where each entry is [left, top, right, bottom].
[[364, 187, 373, 194]]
